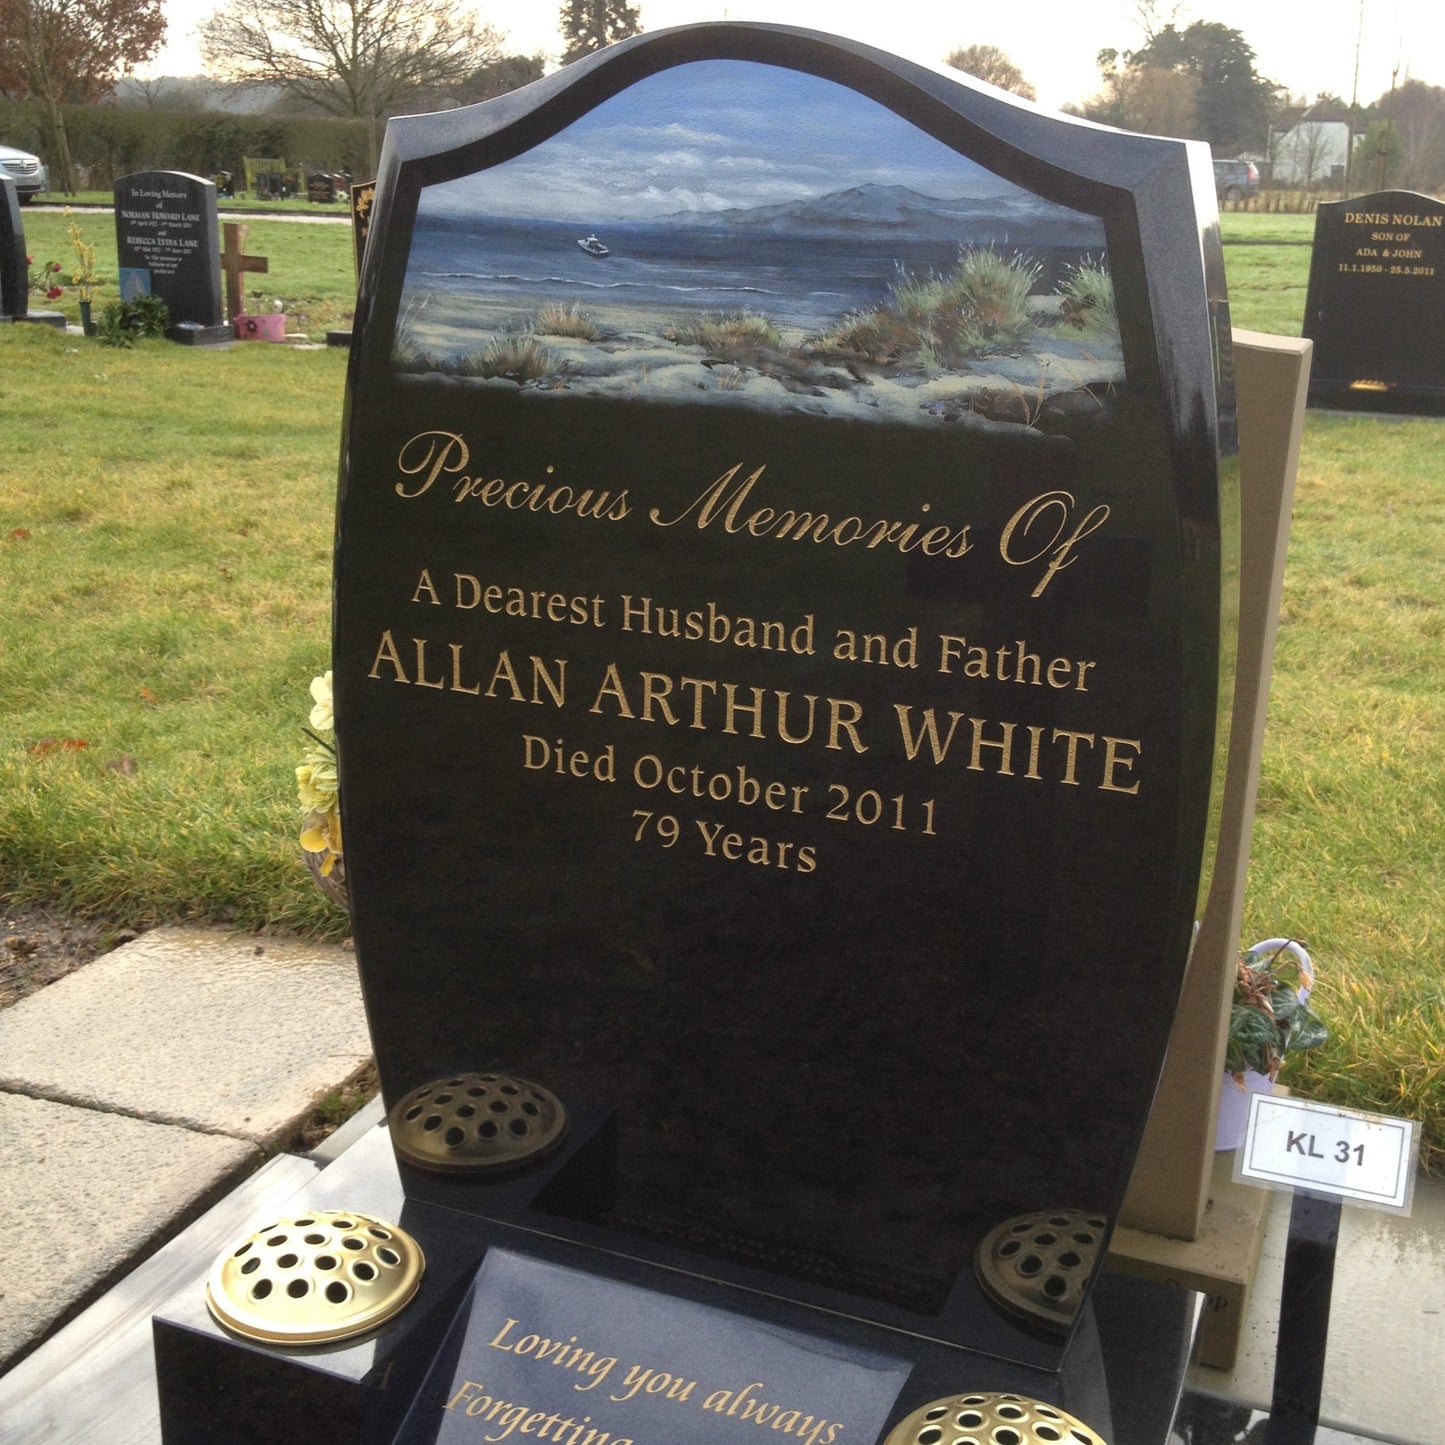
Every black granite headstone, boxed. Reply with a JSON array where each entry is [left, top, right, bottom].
[[0, 176, 65, 329], [153, 26, 1233, 1441], [112, 169, 231, 345], [333, 23, 1233, 1368], [0, 177, 26, 322], [1302, 189, 1445, 414]]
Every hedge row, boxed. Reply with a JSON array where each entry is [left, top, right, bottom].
[[0, 102, 373, 188]]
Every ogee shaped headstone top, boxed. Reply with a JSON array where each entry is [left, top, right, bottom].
[[333, 24, 1234, 1369]]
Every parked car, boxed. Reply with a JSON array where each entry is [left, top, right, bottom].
[[0, 144, 49, 203], [1212, 158, 1259, 203]]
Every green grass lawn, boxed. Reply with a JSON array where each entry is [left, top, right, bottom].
[[3, 212, 1442, 1170], [0, 324, 350, 935]]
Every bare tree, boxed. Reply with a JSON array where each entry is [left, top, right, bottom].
[[1378, 80, 1445, 190], [199, 0, 506, 171], [1068, 54, 1198, 139], [1279, 119, 1336, 187], [0, 0, 165, 190], [944, 44, 1036, 102], [1132, 0, 1184, 44]]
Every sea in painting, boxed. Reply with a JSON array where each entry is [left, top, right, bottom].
[[394, 61, 1126, 430]]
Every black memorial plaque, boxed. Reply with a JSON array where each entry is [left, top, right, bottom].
[[333, 24, 1234, 1374], [1302, 189, 1445, 414], [113, 169, 230, 343]]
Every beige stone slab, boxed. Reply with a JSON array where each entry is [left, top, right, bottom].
[[1109, 1149, 1273, 1369], [0, 1092, 259, 1370], [0, 927, 370, 1144]]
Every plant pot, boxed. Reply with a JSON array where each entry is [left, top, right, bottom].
[[79, 299, 97, 337], [1216, 938, 1317, 1150], [1215, 1067, 1273, 1151], [233, 312, 286, 342]]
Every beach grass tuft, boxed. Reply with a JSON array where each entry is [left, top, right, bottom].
[[455, 334, 562, 383], [536, 302, 600, 341], [1052, 257, 1118, 339], [810, 245, 1042, 371], [664, 310, 783, 354]]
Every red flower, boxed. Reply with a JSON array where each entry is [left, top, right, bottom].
[[46, 286, 63, 300], [48, 261, 62, 272], [26, 254, 33, 265]]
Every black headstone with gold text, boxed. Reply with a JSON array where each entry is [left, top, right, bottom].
[[1303, 188, 1445, 414], [155, 25, 1235, 1442]]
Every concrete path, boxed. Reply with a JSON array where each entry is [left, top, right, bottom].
[[0, 926, 369, 1371]]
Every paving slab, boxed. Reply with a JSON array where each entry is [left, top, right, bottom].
[[0, 1092, 260, 1370], [0, 926, 370, 1143]]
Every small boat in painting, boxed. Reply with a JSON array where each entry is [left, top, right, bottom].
[[577, 234, 610, 257]]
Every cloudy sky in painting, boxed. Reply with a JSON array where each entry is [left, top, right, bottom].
[[421, 61, 1022, 223]]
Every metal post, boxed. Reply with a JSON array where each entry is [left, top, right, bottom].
[[1266, 1191, 1342, 1445]]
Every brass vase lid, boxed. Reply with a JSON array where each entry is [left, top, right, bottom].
[[884, 1391, 1109, 1445], [974, 1209, 1107, 1333], [205, 1209, 424, 1345], [387, 1071, 567, 1174]]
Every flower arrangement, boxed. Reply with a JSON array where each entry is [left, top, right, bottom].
[[1225, 938, 1328, 1085], [27, 254, 64, 302], [66, 211, 100, 303], [297, 671, 345, 903]]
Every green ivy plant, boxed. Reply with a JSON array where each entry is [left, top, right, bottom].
[[1226, 940, 1328, 1083], [97, 293, 170, 348]]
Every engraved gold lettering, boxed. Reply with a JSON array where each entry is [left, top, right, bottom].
[[591, 669, 862, 751], [936, 633, 1094, 688], [968, 717, 1016, 774], [411, 569, 441, 605], [368, 630, 408, 682], [413, 637, 445, 690], [450, 643, 481, 695], [648, 463, 971, 558], [1052, 727, 1094, 785], [894, 705, 965, 763], [1100, 735, 1143, 793], [1000, 490, 1112, 597], [394, 429, 467, 498], [484, 653, 567, 706]]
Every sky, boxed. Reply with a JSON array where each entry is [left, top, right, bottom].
[[149, 0, 1442, 118], [422, 60, 1070, 219]]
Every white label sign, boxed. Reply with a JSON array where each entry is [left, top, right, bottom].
[[1234, 1094, 1418, 1213]]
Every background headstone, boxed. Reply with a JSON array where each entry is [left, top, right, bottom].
[[112, 170, 230, 345], [0, 177, 28, 321], [333, 24, 1232, 1373], [0, 177, 64, 329], [1302, 188, 1444, 414]]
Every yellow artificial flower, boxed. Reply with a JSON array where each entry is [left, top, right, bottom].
[[309, 670, 334, 732]]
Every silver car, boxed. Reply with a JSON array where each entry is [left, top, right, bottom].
[[0, 144, 50, 203]]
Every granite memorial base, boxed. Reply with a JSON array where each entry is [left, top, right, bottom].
[[155, 22, 1235, 1442], [154, 1115, 1196, 1445], [170, 319, 234, 347]]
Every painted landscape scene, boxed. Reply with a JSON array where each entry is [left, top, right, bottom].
[[394, 61, 1126, 430]]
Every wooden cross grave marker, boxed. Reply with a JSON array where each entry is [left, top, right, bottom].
[[222, 222, 268, 320]]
